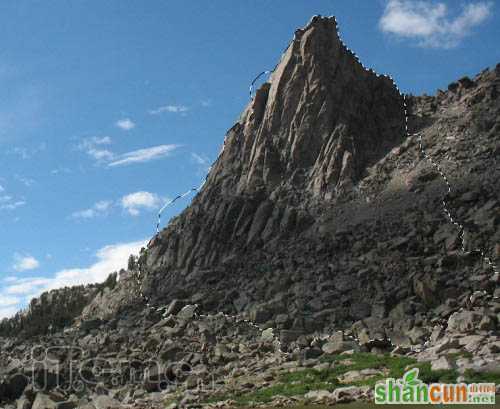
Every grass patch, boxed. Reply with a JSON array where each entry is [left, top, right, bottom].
[[204, 353, 418, 405], [447, 351, 473, 361], [202, 353, 494, 406], [463, 369, 500, 384], [410, 362, 458, 383], [320, 352, 417, 379], [206, 370, 341, 405]]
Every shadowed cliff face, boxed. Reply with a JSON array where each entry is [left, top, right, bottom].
[[0, 20, 498, 409], [80, 17, 499, 342], [208, 17, 405, 199], [141, 16, 405, 272]]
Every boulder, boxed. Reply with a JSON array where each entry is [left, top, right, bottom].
[[322, 332, 359, 354], [431, 356, 455, 371], [166, 300, 187, 316], [304, 390, 334, 403], [32, 393, 57, 409], [92, 395, 120, 409], [332, 386, 371, 403], [447, 311, 481, 332], [177, 305, 197, 320]]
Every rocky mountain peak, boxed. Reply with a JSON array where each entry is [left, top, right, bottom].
[[0, 16, 499, 409], [207, 15, 405, 201], [19, 18, 498, 350], [79, 16, 412, 321]]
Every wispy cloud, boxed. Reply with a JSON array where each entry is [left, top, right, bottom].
[[71, 200, 113, 219], [0, 183, 26, 211], [191, 152, 210, 166], [4, 278, 50, 295], [51, 167, 71, 175], [77, 135, 180, 168], [108, 144, 180, 167], [0, 306, 20, 319], [115, 118, 136, 131], [78, 136, 114, 162], [15, 174, 35, 187], [121, 191, 162, 216], [6, 143, 47, 160], [200, 99, 212, 108], [71, 191, 166, 219], [149, 105, 189, 115], [190, 152, 212, 177], [0, 198, 26, 211], [13, 254, 40, 272], [0, 240, 146, 318], [0, 294, 21, 306], [0, 294, 21, 318], [379, 0, 493, 48]]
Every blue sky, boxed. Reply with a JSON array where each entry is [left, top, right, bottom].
[[1, 0, 499, 318]]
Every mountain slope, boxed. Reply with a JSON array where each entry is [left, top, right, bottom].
[[0, 15, 499, 409], [80, 17, 499, 346], [2, 16, 498, 346]]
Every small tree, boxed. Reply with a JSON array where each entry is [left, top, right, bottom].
[[128, 254, 137, 270]]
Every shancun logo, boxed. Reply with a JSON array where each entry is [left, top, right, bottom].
[[374, 368, 495, 405]]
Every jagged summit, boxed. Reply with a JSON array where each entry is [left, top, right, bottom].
[[77, 18, 500, 331], [1, 15, 499, 409], [3, 17, 499, 352], [209, 15, 405, 201], [116, 14, 407, 281]]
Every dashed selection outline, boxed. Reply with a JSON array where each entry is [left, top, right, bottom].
[[134, 15, 498, 351]]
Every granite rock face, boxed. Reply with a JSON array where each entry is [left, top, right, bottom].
[[79, 17, 499, 340], [142, 16, 405, 272], [1, 15, 499, 409]]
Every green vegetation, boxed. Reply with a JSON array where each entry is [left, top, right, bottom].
[[463, 368, 500, 384], [202, 352, 500, 407], [320, 352, 417, 380], [446, 351, 473, 360], [410, 361, 458, 383]]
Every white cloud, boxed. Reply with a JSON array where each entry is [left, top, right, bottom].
[[78, 136, 114, 162], [0, 240, 146, 318], [379, 0, 493, 48], [78, 135, 179, 167], [200, 99, 212, 107], [71, 200, 113, 219], [121, 191, 162, 216], [13, 254, 40, 272], [0, 184, 4, 192], [5, 278, 50, 295], [116, 118, 136, 131], [0, 306, 19, 319], [149, 105, 189, 115], [191, 152, 210, 166], [0, 200, 26, 211], [108, 144, 180, 167], [77, 129, 181, 168], [0, 294, 21, 307], [6, 143, 47, 160], [0, 185, 26, 211], [191, 152, 212, 175]]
